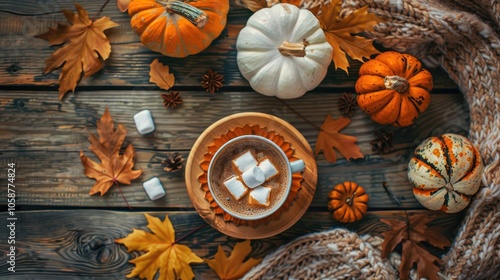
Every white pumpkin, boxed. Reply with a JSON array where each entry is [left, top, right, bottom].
[[408, 133, 483, 213], [236, 3, 333, 99]]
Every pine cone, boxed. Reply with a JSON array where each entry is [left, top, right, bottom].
[[370, 130, 393, 154], [162, 153, 184, 172]]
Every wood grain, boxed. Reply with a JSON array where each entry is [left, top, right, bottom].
[[0, 0, 458, 89], [0, 210, 464, 279], [0, 91, 469, 209]]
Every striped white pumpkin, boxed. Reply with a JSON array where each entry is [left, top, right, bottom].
[[408, 133, 483, 213]]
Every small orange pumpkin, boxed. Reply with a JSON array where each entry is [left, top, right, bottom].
[[328, 181, 369, 223], [355, 51, 433, 127], [128, 0, 229, 58]]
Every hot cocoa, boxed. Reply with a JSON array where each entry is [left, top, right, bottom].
[[209, 137, 289, 219]]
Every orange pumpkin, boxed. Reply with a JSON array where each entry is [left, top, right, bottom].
[[355, 51, 433, 127], [328, 181, 369, 223], [128, 0, 229, 58]]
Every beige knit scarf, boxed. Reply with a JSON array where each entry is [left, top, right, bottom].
[[240, 0, 500, 279]]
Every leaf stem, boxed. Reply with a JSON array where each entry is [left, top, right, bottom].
[[173, 223, 208, 244], [92, 0, 111, 21], [382, 182, 410, 239], [275, 97, 322, 131], [114, 179, 132, 210]]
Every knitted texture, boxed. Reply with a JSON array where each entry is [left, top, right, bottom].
[[243, 228, 397, 279], [236, 0, 500, 279]]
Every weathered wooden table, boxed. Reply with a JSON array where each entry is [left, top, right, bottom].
[[0, 1, 469, 279]]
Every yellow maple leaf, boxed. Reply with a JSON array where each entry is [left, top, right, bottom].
[[205, 240, 262, 280], [317, 1, 382, 73], [36, 4, 118, 100], [315, 115, 364, 163], [149, 59, 175, 91], [115, 214, 203, 280]]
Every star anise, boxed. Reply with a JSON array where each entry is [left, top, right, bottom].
[[201, 68, 223, 94], [370, 130, 394, 154], [162, 153, 184, 172], [161, 91, 182, 109], [338, 93, 358, 117]]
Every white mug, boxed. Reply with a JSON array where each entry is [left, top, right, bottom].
[[207, 135, 305, 220]]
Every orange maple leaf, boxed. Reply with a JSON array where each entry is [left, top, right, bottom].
[[315, 115, 363, 163], [205, 240, 262, 280], [149, 59, 175, 91], [117, 0, 131, 12], [380, 213, 451, 280], [115, 214, 204, 280], [35, 4, 118, 100], [236, 0, 302, 12], [316, 1, 382, 73], [80, 108, 142, 196]]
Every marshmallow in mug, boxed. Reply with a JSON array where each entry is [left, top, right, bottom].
[[241, 166, 266, 188], [258, 158, 278, 180], [223, 176, 248, 200], [249, 186, 271, 207], [233, 150, 258, 173]]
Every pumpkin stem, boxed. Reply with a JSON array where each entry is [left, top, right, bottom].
[[345, 192, 357, 206], [384, 75, 409, 93], [278, 41, 307, 57], [158, 0, 208, 28]]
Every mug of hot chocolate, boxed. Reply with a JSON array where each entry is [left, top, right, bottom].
[[207, 135, 305, 220]]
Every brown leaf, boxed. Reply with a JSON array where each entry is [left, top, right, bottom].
[[205, 240, 262, 280], [116, 0, 131, 12], [235, 0, 268, 12], [149, 59, 175, 91], [380, 213, 451, 280], [315, 115, 363, 163], [36, 4, 118, 100], [400, 240, 442, 280], [316, 1, 382, 73], [236, 0, 302, 12], [80, 108, 142, 196], [115, 214, 203, 280]]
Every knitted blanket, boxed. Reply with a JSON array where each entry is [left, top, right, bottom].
[[241, 0, 500, 279]]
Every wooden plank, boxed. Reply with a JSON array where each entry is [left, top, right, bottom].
[[0, 210, 464, 279], [0, 91, 469, 209], [0, 0, 458, 89]]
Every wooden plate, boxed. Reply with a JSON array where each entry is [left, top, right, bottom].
[[185, 112, 317, 239]]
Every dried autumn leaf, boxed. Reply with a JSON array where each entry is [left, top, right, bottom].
[[149, 59, 175, 91], [315, 115, 363, 163], [80, 108, 142, 196], [205, 240, 262, 280], [380, 213, 451, 280], [317, 1, 382, 73], [36, 4, 118, 100], [117, 0, 131, 12], [236, 0, 267, 12], [115, 214, 203, 280], [236, 0, 301, 12]]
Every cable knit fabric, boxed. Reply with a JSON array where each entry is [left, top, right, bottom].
[[237, 0, 500, 279]]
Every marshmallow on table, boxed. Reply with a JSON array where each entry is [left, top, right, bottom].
[[258, 158, 278, 180], [142, 177, 165, 200], [134, 110, 155, 134], [223, 176, 248, 200], [233, 150, 258, 173], [241, 166, 265, 189], [248, 186, 271, 207]]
